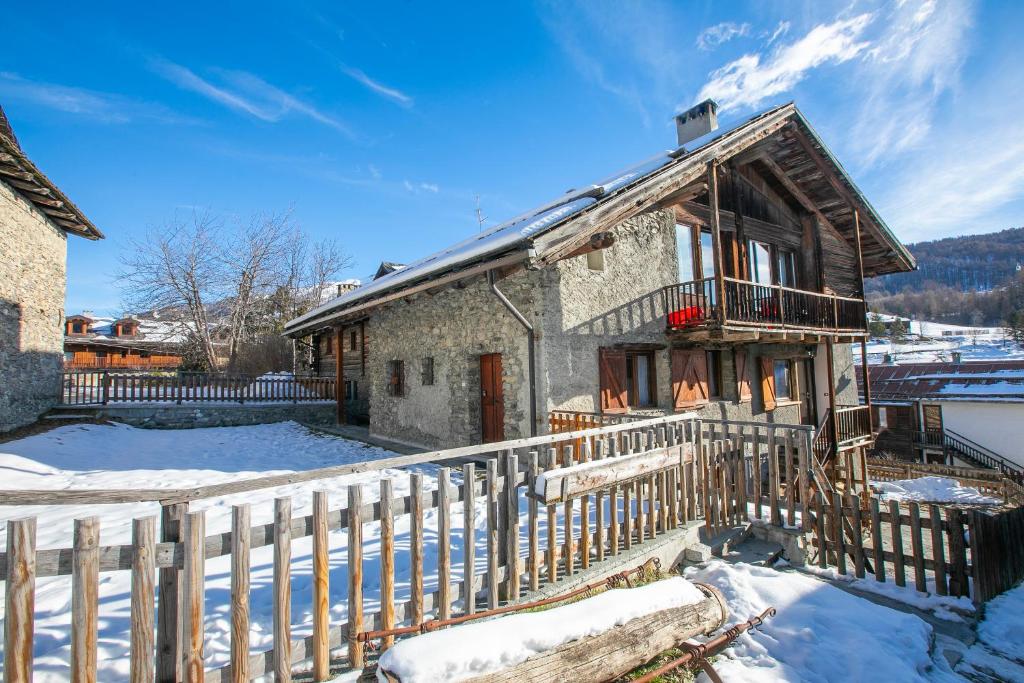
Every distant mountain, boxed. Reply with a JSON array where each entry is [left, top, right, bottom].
[[867, 227, 1024, 295], [866, 227, 1024, 327]]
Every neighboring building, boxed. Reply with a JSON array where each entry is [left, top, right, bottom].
[[285, 102, 914, 452], [63, 312, 184, 370], [863, 360, 1024, 472], [0, 105, 103, 431]]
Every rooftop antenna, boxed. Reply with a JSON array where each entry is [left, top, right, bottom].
[[475, 194, 487, 232]]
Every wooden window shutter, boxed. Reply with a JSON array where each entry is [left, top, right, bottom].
[[760, 357, 777, 411], [598, 348, 628, 414], [671, 349, 709, 410], [735, 349, 752, 402]]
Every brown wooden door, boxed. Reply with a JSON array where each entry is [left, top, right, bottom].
[[480, 353, 504, 443], [923, 404, 943, 433]]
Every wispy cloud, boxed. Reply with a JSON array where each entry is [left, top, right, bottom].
[[403, 180, 439, 194], [850, 0, 973, 165], [696, 22, 751, 51], [764, 21, 790, 46], [149, 57, 356, 138], [696, 14, 873, 111], [339, 64, 413, 108], [0, 71, 193, 124]]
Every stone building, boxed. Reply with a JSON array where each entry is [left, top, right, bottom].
[[0, 106, 103, 431], [285, 102, 914, 454]]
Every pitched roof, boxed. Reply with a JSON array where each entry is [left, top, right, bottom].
[[0, 105, 103, 240], [285, 102, 914, 337], [863, 361, 1024, 403]]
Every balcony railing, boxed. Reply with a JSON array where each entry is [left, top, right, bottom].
[[662, 276, 867, 333]]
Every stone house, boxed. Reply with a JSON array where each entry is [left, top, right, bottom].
[[0, 106, 103, 431], [285, 102, 914, 453]]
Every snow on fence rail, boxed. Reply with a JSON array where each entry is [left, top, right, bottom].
[[59, 370, 336, 406]]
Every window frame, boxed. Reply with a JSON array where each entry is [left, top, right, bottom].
[[387, 360, 405, 397], [586, 249, 605, 272], [421, 357, 435, 386], [773, 359, 794, 401], [624, 350, 657, 408], [705, 350, 723, 399]]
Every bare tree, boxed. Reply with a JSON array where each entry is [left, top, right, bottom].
[[120, 213, 223, 369], [122, 209, 353, 374]]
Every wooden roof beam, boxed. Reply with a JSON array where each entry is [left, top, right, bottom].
[[743, 151, 847, 240]]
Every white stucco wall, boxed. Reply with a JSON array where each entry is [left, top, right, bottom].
[[928, 400, 1024, 468]]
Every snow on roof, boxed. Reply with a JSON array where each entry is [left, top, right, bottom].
[[285, 146, 685, 333], [68, 313, 190, 346]]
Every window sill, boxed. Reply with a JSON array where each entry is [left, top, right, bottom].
[[771, 400, 801, 409]]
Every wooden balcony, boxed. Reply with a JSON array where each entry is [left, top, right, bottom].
[[662, 276, 867, 339]]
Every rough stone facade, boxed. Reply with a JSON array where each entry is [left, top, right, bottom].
[[367, 272, 537, 448], [85, 402, 336, 429], [357, 206, 864, 449], [0, 179, 67, 432]]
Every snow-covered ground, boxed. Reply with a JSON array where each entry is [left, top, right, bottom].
[[858, 338, 1024, 365], [871, 476, 1001, 506], [684, 561, 962, 682], [0, 421, 444, 681]]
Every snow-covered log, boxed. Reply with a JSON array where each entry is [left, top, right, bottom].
[[376, 578, 728, 683]]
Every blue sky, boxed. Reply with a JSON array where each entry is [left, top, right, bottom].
[[2, 0, 1021, 315]]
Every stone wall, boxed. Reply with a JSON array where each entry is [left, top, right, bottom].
[[367, 272, 538, 449], [88, 402, 336, 429], [0, 179, 67, 432]]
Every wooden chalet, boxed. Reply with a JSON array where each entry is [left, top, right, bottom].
[[63, 313, 183, 370], [284, 101, 914, 487]]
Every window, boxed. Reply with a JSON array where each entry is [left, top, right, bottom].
[[776, 249, 797, 288], [325, 335, 333, 355], [599, 347, 656, 412], [877, 406, 888, 429], [96, 350, 107, 358], [350, 330, 357, 351], [699, 231, 715, 279], [773, 359, 793, 400], [387, 360, 405, 397], [71, 322, 84, 334], [64, 351, 73, 362], [586, 249, 605, 272], [676, 223, 695, 282], [670, 348, 709, 409], [345, 380, 358, 400], [706, 350, 722, 399], [748, 240, 773, 285], [140, 351, 150, 359], [421, 357, 435, 385], [625, 351, 656, 407]]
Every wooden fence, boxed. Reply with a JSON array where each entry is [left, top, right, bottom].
[[7, 409, 1018, 681], [60, 371, 336, 406], [4, 412, 748, 682], [865, 459, 1021, 505]]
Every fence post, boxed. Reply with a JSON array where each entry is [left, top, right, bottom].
[[102, 370, 110, 405], [156, 501, 186, 683], [5, 517, 37, 683]]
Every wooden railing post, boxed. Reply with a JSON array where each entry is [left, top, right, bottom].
[[5, 517, 37, 683], [157, 502, 187, 683], [101, 370, 110, 405]]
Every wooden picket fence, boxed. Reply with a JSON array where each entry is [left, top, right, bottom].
[[9, 408, 1017, 681], [4, 411, 753, 682], [865, 458, 1024, 507], [60, 371, 336, 406]]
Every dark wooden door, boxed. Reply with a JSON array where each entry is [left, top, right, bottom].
[[798, 359, 817, 426], [480, 353, 504, 443]]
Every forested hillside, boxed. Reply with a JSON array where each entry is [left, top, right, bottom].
[[867, 227, 1024, 326]]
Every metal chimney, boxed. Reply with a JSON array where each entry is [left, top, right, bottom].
[[675, 100, 718, 147]]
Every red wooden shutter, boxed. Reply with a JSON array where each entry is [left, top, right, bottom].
[[672, 349, 709, 410], [760, 357, 777, 411], [735, 349, 752, 402], [599, 348, 628, 413]]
